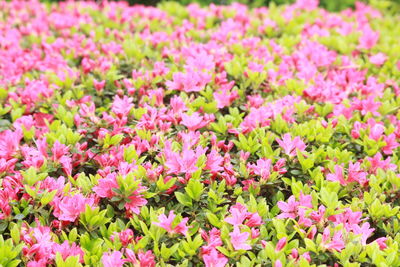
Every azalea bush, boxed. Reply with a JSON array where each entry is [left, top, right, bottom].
[[1, 0, 400, 266]]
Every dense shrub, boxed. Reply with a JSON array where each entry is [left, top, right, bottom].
[[40, 0, 400, 12], [1, 0, 400, 266]]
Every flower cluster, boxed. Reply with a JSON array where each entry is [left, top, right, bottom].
[[0, 0, 400, 266]]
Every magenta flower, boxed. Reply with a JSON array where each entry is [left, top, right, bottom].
[[247, 158, 272, 181], [348, 162, 368, 186], [112, 229, 134, 247], [274, 260, 283, 267], [101, 251, 126, 267], [245, 212, 263, 228], [125, 249, 156, 267], [202, 248, 228, 267], [124, 193, 148, 216], [229, 226, 252, 251], [351, 222, 375, 245], [164, 145, 207, 175], [358, 27, 379, 50], [277, 196, 298, 219], [366, 152, 397, 174], [369, 123, 385, 141], [93, 173, 119, 198], [310, 205, 326, 223], [53, 241, 84, 263], [111, 95, 134, 118], [276, 133, 306, 156], [93, 79, 106, 92], [275, 237, 287, 252], [369, 53, 387, 66], [0, 130, 22, 160], [153, 210, 189, 236], [277, 193, 312, 219], [181, 112, 207, 131], [321, 228, 345, 252], [373, 237, 387, 250], [382, 133, 399, 155], [166, 70, 212, 93], [205, 149, 224, 173], [225, 205, 249, 226], [201, 228, 224, 255], [23, 224, 55, 262], [53, 194, 95, 222], [327, 165, 347, 185]]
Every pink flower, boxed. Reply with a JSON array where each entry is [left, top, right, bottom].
[[373, 237, 387, 250], [166, 70, 212, 93], [203, 248, 228, 267], [201, 228, 223, 255], [351, 222, 375, 245], [153, 210, 189, 236], [359, 96, 381, 116], [251, 228, 260, 238], [298, 208, 313, 227], [93, 173, 118, 198], [245, 212, 263, 227], [294, 0, 319, 10], [205, 150, 224, 173], [247, 158, 272, 181], [164, 145, 207, 175], [53, 241, 84, 263], [23, 224, 54, 262], [310, 205, 326, 223], [358, 27, 379, 50], [366, 153, 397, 174], [275, 237, 287, 252], [170, 95, 188, 114], [93, 79, 106, 92], [276, 133, 306, 156], [273, 158, 287, 174], [181, 112, 207, 131], [53, 194, 95, 222], [382, 134, 399, 155], [213, 85, 238, 109], [101, 251, 126, 267], [322, 228, 345, 252], [277, 193, 312, 219], [277, 196, 298, 219], [351, 121, 362, 139], [27, 259, 47, 267], [348, 162, 368, 186], [329, 208, 362, 231], [0, 158, 18, 174], [225, 203, 249, 226], [274, 260, 283, 267], [369, 124, 385, 141], [124, 193, 148, 216], [0, 130, 22, 160], [112, 95, 134, 117], [125, 249, 156, 267], [112, 229, 134, 246], [229, 226, 252, 251], [369, 53, 387, 66], [327, 165, 347, 185]]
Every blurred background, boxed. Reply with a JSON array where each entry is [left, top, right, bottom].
[[40, 0, 400, 12]]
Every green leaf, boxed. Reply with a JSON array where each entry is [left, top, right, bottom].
[[175, 192, 192, 207], [41, 190, 58, 206], [206, 212, 222, 228]]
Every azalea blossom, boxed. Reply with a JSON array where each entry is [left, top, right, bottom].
[[53, 194, 95, 222], [101, 251, 126, 267], [229, 226, 252, 251], [153, 210, 189, 236], [276, 133, 306, 156]]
